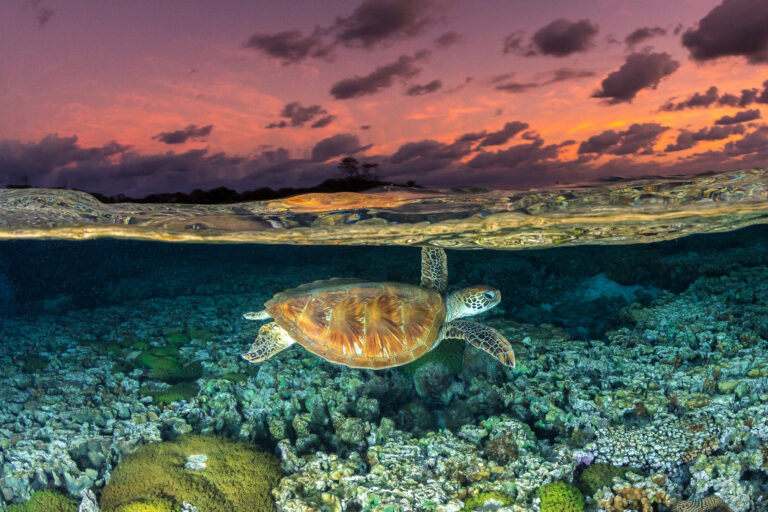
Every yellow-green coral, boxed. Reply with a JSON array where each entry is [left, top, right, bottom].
[[99, 434, 282, 512], [537, 481, 585, 512], [463, 492, 513, 511], [111, 502, 179, 512], [5, 490, 78, 512]]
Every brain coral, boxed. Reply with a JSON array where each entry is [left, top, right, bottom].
[[99, 434, 282, 512]]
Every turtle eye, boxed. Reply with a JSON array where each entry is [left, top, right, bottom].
[[482, 290, 496, 300]]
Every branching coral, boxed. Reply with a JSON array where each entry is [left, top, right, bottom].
[[601, 485, 671, 512]]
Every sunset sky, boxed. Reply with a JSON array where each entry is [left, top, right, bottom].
[[1, 0, 767, 195]]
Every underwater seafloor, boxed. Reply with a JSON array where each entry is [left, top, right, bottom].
[[2, 173, 768, 512]]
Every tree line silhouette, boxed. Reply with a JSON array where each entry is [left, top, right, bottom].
[[4, 158, 420, 204]]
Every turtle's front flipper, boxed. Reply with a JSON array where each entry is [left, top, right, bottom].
[[242, 322, 296, 363], [442, 320, 515, 367], [421, 247, 447, 294], [244, 310, 270, 321]]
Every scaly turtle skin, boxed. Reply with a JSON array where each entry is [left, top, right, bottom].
[[242, 247, 515, 369]]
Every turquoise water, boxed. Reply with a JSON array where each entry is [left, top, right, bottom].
[[1, 176, 768, 511]]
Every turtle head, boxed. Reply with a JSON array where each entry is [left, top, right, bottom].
[[446, 285, 501, 321]]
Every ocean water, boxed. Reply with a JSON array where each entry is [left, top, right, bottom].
[[1, 170, 768, 512]]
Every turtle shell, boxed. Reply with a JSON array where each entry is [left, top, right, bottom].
[[265, 278, 446, 369]]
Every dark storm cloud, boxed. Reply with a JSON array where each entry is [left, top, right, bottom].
[[310, 133, 367, 162], [389, 138, 474, 165], [722, 125, 768, 156], [494, 68, 594, 94], [310, 115, 336, 128], [660, 86, 720, 111], [0, 134, 130, 185], [665, 124, 746, 152], [760, 81, 768, 103], [456, 131, 487, 142], [661, 80, 768, 110], [714, 109, 762, 125], [488, 73, 515, 85], [244, 0, 435, 64], [329, 51, 427, 99], [467, 136, 560, 169], [243, 29, 333, 65], [3, 132, 376, 195], [36, 7, 53, 26], [495, 82, 539, 93], [478, 121, 529, 147], [434, 31, 463, 48], [592, 52, 679, 104], [530, 19, 599, 57], [578, 123, 668, 155], [151, 124, 213, 144], [405, 79, 442, 96], [718, 89, 759, 107], [720, 80, 768, 106], [546, 68, 596, 82], [682, 0, 768, 64], [29, 1, 53, 26], [501, 31, 528, 55], [625, 27, 666, 47], [266, 102, 333, 129], [333, 0, 433, 48], [261, 147, 291, 163]]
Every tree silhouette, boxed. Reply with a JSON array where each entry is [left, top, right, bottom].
[[337, 157, 379, 181]]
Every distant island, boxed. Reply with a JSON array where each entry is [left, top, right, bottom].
[[4, 158, 421, 205]]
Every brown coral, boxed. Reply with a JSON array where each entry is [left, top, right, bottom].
[[483, 434, 519, 465], [601, 486, 671, 512], [671, 496, 733, 512]]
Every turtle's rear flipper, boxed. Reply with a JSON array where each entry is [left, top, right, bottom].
[[244, 310, 270, 321], [242, 322, 296, 363], [442, 320, 515, 367]]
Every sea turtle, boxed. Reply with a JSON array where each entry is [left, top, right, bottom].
[[241, 247, 515, 369]]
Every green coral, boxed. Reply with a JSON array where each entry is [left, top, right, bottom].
[[221, 372, 247, 384], [189, 329, 213, 342], [21, 355, 49, 372], [134, 349, 202, 383], [576, 463, 645, 497], [399, 338, 465, 377], [167, 333, 190, 347], [536, 482, 584, 512], [141, 383, 199, 406], [5, 490, 78, 512], [463, 492, 513, 511], [99, 434, 282, 512]]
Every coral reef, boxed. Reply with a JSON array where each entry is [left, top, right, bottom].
[[2, 239, 768, 511]]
